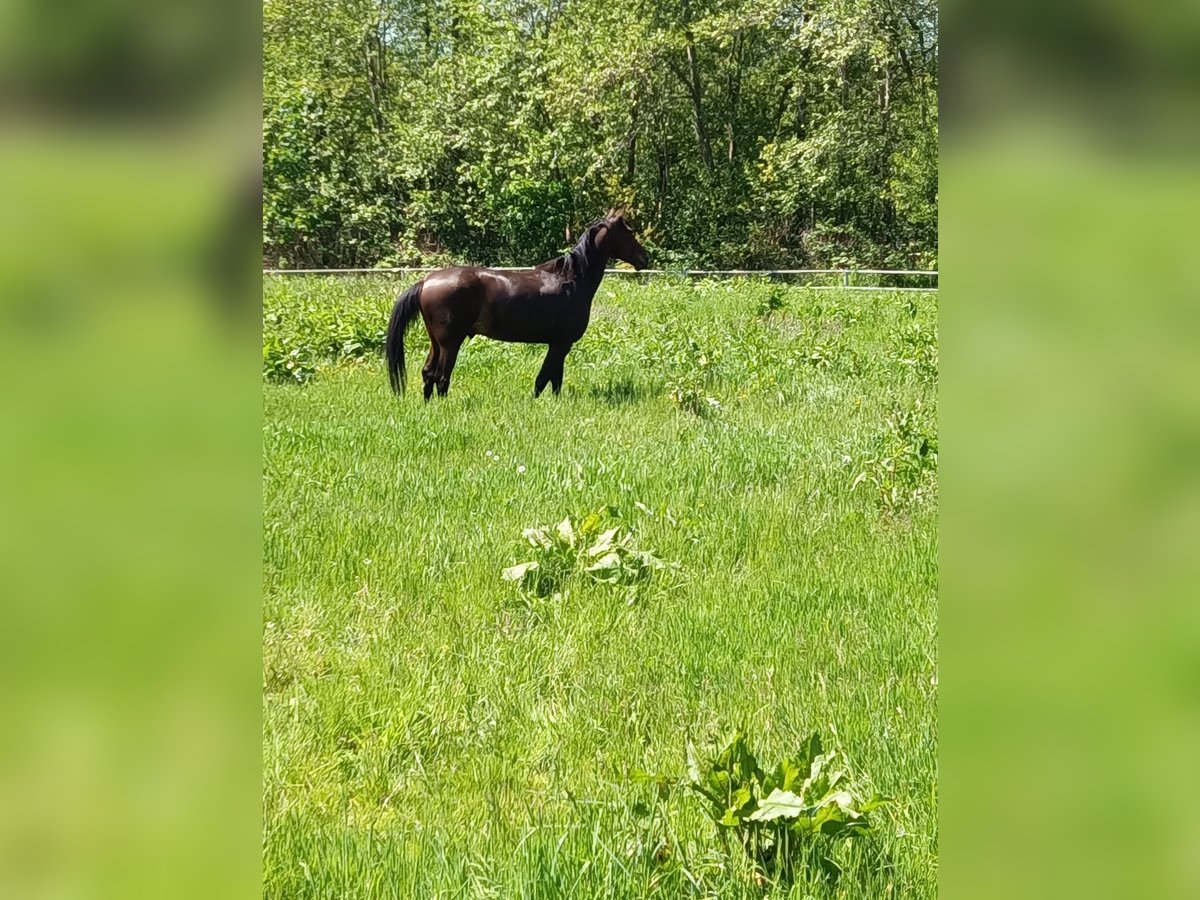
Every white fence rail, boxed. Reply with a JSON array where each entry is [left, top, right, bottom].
[[263, 266, 937, 290]]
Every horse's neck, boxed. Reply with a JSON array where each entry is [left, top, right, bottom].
[[574, 251, 608, 301]]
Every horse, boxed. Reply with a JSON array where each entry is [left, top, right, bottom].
[[384, 212, 649, 400]]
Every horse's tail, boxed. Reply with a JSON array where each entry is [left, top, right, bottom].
[[385, 281, 424, 394]]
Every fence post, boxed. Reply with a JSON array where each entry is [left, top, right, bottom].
[[842, 271, 850, 287]]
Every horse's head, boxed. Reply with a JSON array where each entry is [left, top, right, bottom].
[[600, 212, 650, 271]]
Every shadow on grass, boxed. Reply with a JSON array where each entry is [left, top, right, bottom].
[[586, 377, 653, 407]]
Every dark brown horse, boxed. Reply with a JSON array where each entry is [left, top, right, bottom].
[[385, 213, 649, 399]]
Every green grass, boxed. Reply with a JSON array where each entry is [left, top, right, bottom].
[[262, 276, 937, 898]]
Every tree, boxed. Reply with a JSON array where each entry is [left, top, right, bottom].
[[262, 0, 938, 269]]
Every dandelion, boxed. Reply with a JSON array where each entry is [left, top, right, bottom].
[[517, 465, 526, 474]]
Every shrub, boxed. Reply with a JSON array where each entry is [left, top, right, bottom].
[[502, 506, 665, 602]]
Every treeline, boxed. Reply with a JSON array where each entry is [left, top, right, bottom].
[[263, 0, 937, 270]]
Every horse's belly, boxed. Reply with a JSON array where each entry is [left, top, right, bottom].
[[477, 294, 585, 344], [482, 323, 557, 344]]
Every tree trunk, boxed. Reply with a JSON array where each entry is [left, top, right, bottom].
[[362, 13, 387, 131], [626, 99, 638, 183], [683, 37, 714, 173], [772, 80, 793, 137], [686, 42, 710, 172], [725, 31, 743, 161], [656, 137, 669, 223]]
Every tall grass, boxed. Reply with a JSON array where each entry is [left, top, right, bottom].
[[262, 276, 937, 898]]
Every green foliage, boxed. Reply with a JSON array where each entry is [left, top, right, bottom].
[[689, 730, 888, 884], [755, 285, 789, 319], [893, 314, 939, 388], [667, 381, 723, 418], [261, 278, 390, 382], [263, 0, 939, 269], [262, 326, 319, 384], [502, 506, 665, 601], [649, 729, 891, 887], [637, 324, 727, 416], [853, 400, 938, 512], [664, 344, 724, 417]]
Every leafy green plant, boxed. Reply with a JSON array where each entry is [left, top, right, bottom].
[[666, 380, 722, 417], [502, 506, 665, 601], [263, 326, 320, 383], [802, 343, 836, 369], [262, 280, 392, 382], [853, 401, 938, 511], [644, 331, 726, 417], [893, 318, 938, 388], [685, 730, 889, 885], [755, 285, 789, 319]]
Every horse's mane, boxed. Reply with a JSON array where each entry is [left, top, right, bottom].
[[536, 219, 608, 278]]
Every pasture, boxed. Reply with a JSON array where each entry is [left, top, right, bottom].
[[262, 276, 938, 898]]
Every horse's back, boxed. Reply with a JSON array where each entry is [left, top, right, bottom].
[[423, 266, 484, 296], [422, 265, 584, 344]]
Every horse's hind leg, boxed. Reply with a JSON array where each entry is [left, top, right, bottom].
[[436, 335, 463, 397], [422, 341, 438, 402]]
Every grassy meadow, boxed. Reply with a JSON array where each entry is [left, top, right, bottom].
[[262, 275, 938, 898]]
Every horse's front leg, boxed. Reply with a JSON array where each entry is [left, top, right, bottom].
[[549, 342, 573, 395], [534, 342, 570, 397]]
